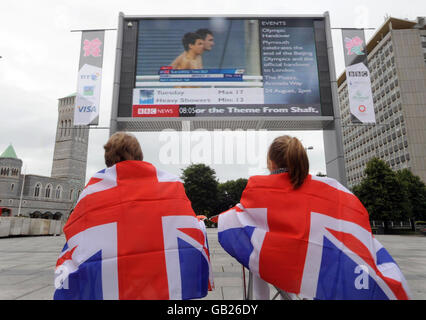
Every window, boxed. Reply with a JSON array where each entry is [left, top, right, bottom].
[[45, 184, 52, 198], [34, 183, 42, 197], [11, 183, 15, 191], [55, 186, 62, 199], [70, 189, 74, 200]]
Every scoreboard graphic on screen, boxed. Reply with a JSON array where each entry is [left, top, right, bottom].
[[112, 14, 335, 131]]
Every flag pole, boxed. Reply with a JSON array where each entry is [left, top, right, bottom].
[[242, 265, 247, 299]]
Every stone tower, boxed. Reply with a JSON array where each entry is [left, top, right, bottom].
[[51, 93, 89, 192], [0, 144, 23, 200]]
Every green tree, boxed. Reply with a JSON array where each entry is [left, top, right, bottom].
[[181, 164, 219, 217], [217, 178, 248, 213], [396, 169, 426, 229], [352, 158, 408, 233]]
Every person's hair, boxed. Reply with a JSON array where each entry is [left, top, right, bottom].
[[195, 28, 213, 40], [267, 135, 309, 190], [104, 132, 143, 167], [182, 32, 203, 51]]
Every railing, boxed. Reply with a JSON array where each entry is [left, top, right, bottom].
[[371, 220, 412, 229]]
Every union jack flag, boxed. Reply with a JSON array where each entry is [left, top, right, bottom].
[[217, 174, 411, 300], [54, 161, 212, 300]]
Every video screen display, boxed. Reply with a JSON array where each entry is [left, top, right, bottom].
[[132, 18, 322, 118]]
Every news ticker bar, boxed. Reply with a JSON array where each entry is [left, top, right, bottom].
[[159, 75, 243, 82], [158, 68, 245, 82], [132, 104, 321, 118], [158, 68, 245, 74]]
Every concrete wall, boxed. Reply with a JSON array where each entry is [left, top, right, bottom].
[[0, 217, 64, 237]]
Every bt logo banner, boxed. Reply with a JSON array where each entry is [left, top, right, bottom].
[[74, 30, 104, 126]]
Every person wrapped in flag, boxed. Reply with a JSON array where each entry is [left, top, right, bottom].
[[54, 132, 213, 300], [216, 135, 411, 300]]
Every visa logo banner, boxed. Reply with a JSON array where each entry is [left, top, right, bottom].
[[73, 30, 104, 126], [74, 64, 102, 125], [78, 105, 97, 112]]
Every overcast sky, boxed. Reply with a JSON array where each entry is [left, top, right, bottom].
[[0, 0, 424, 184]]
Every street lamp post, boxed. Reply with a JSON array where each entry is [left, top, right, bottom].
[[18, 166, 26, 216]]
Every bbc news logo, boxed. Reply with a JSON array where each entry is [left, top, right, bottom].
[[348, 71, 368, 77], [138, 108, 157, 115]]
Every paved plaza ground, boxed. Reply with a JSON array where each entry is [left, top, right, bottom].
[[0, 229, 425, 300]]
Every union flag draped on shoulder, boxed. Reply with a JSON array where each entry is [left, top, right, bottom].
[[217, 174, 411, 300], [54, 161, 212, 300]]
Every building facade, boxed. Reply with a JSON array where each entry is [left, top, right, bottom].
[[338, 17, 426, 189], [0, 93, 89, 220]]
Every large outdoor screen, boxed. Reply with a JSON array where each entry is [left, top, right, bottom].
[[129, 17, 326, 119]]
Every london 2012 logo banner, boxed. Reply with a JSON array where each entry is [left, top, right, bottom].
[[74, 31, 105, 126], [342, 29, 376, 124], [344, 36, 365, 56]]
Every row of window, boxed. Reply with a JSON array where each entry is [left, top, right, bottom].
[[347, 149, 410, 173], [59, 120, 72, 137], [59, 120, 87, 140], [60, 97, 74, 106], [344, 132, 408, 163], [33, 183, 80, 201], [347, 157, 411, 187], [344, 122, 406, 155], [368, 37, 393, 65], [34, 183, 62, 199], [0, 167, 19, 176], [420, 35, 426, 64]]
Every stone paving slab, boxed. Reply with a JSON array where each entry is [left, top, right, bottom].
[[0, 231, 425, 300]]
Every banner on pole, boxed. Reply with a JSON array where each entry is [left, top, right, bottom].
[[342, 29, 376, 124], [74, 31, 105, 126]]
